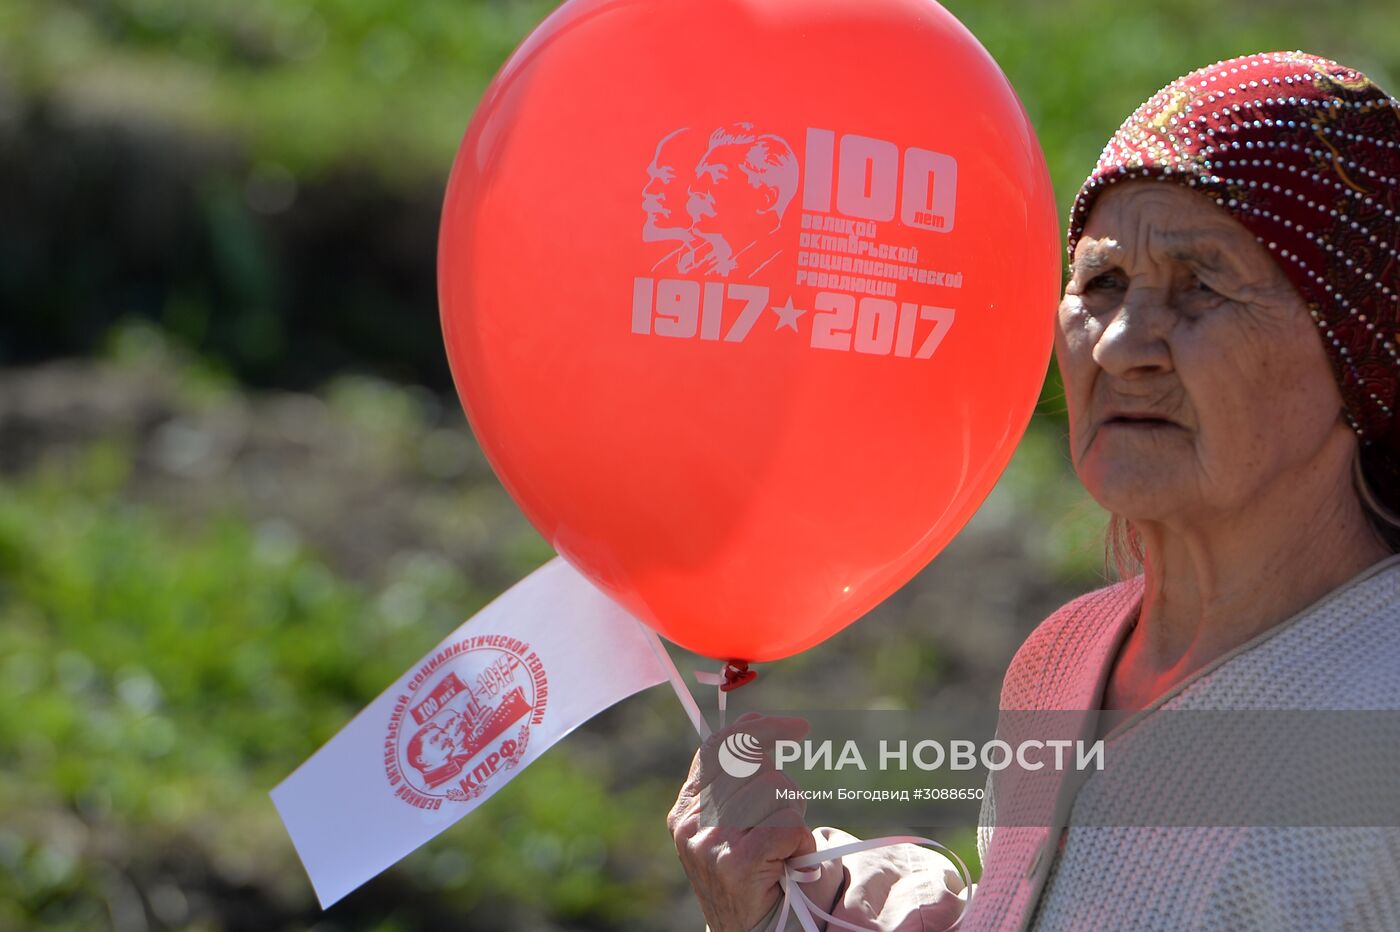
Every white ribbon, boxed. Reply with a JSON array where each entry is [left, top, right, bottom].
[[640, 621, 975, 932], [641, 622, 712, 739]]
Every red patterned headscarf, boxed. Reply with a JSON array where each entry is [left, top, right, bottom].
[[1067, 51, 1400, 492]]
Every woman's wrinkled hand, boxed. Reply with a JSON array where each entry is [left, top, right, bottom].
[[667, 712, 816, 932]]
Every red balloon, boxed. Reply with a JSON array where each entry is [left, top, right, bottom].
[[440, 0, 1059, 662]]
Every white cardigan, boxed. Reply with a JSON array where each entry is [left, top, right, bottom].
[[777, 554, 1400, 932]]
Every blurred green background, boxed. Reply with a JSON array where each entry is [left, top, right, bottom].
[[0, 1, 1396, 929]]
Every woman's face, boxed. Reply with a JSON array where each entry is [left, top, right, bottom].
[[1058, 180, 1351, 524]]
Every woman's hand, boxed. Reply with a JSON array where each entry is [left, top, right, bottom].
[[667, 712, 816, 932]]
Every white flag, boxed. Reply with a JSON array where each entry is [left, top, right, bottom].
[[270, 557, 673, 907]]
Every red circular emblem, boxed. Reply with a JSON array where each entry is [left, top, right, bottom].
[[384, 635, 549, 808]]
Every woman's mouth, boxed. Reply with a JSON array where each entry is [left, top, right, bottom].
[[1102, 414, 1179, 430]]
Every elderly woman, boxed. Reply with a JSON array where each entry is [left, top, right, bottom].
[[668, 51, 1400, 931]]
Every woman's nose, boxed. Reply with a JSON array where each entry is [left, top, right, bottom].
[[1091, 285, 1172, 377]]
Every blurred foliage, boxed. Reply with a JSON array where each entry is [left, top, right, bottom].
[[0, 441, 681, 929], [0, 0, 556, 185]]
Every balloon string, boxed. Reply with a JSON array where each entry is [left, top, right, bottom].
[[766, 835, 975, 932], [694, 660, 755, 731]]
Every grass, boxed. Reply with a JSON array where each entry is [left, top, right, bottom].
[[0, 443, 681, 929]]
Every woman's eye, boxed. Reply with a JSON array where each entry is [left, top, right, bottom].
[[1188, 273, 1220, 297], [1084, 271, 1125, 292]]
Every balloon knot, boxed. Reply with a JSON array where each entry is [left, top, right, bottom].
[[720, 660, 756, 692]]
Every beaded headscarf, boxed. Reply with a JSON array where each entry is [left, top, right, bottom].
[[1067, 51, 1400, 499]]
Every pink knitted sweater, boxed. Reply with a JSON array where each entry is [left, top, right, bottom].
[[762, 554, 1400, 931]]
